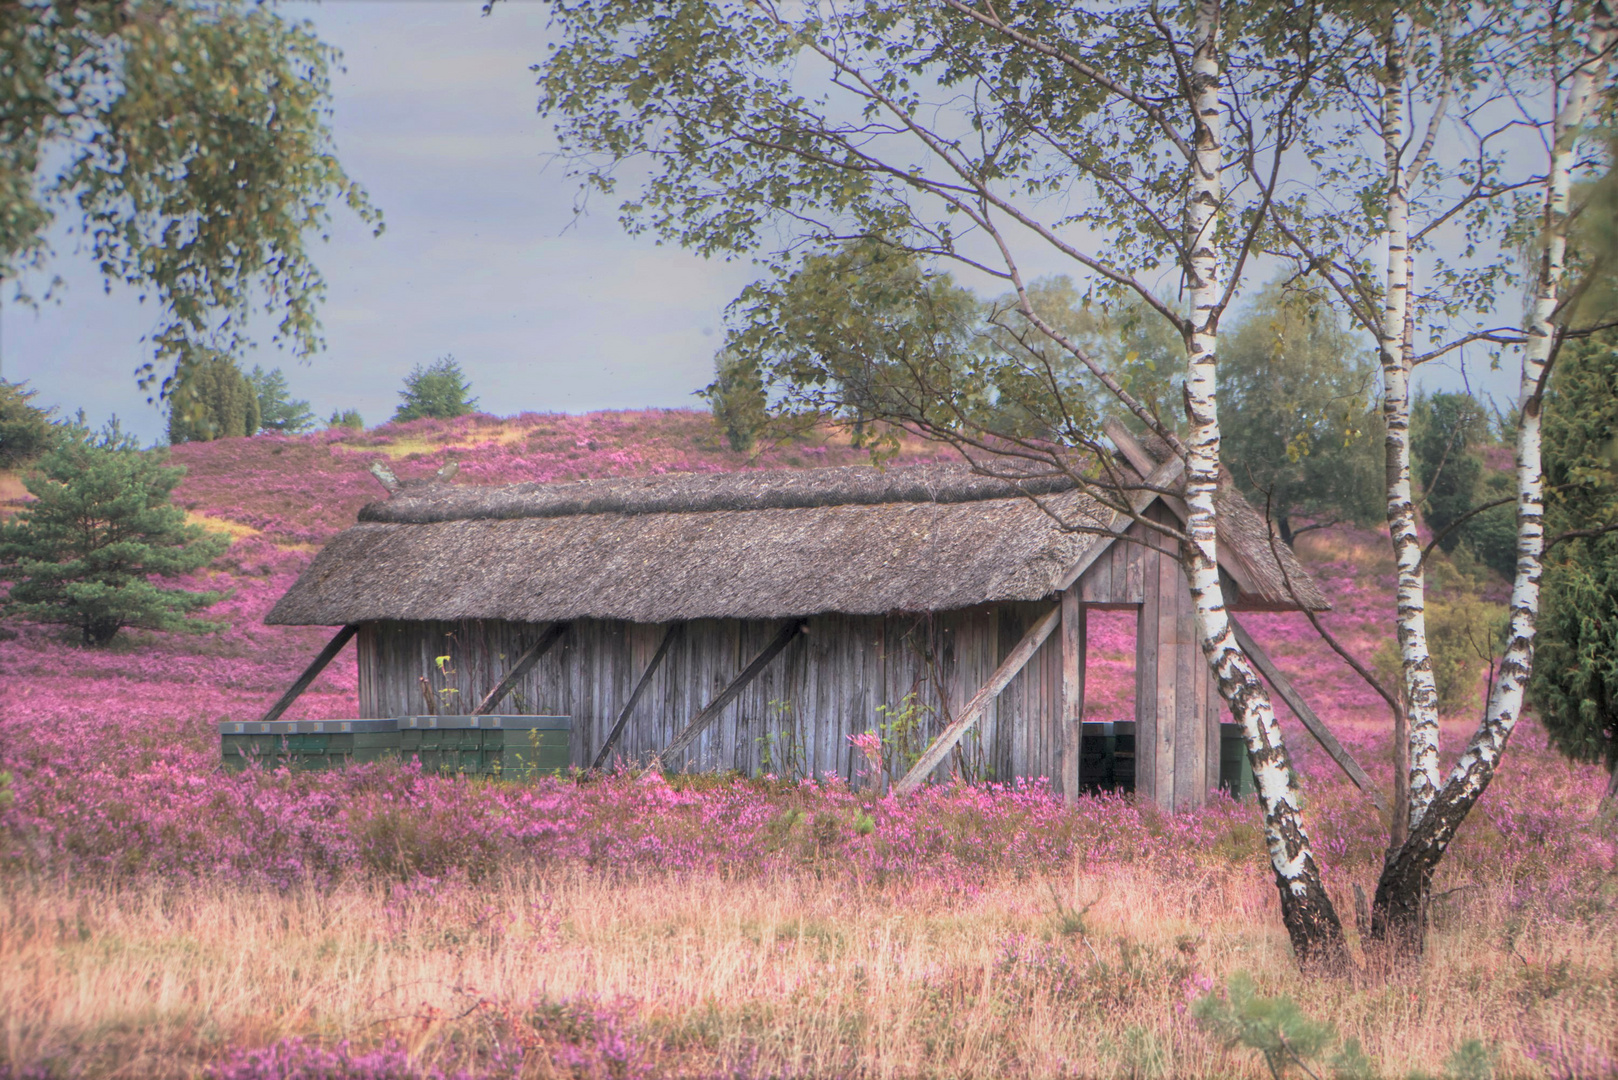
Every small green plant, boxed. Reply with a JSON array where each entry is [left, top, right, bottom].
[[327, 408, 364, 431], [874, 691, 934, 778], [1194, 973, 1495, 1080], [758, 699, 807, 779], [1193, 972, 1363, 1080]]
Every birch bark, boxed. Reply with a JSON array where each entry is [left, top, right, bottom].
[[1377, 25, 1444, 832], [1372, 0, 1616, 953], [1179, 0, 1348, 970]]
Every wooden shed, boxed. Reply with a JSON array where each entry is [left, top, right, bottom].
[[266, 430, 1328, 812]]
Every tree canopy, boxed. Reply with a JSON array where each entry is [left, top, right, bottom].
[[248, 366, 316, 435], [1533, 332, 1618, 776], [1218, 285, 1382, 544], [167, 354, 260, 444], [0, 380, 55, 468], [1, 0, 381, 392]]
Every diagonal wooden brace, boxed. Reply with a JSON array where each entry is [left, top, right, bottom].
[[475, 623, 568, 715], [660, 620, 803, 769], [593, 623, 683, 770], [892, 604, 1062, 798], [1230, 616, 1391, 820], [259, 625, 358, 724]]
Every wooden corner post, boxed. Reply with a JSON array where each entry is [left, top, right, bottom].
[[1060, 588, 1085, 806]]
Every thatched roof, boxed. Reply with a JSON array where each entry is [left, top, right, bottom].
[[268, 460, 1327, 627]]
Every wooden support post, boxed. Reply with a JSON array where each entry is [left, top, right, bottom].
[[660, 620, 803, 769], [1060, 589, 1085, 806], [1229, 616, 1392, 820], [592, 623, 682, 769], [260, 625, 358, 723], [894, 604, 1061, 798], [475, 623, 568, 715]]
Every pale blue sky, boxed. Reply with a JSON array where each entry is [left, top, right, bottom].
[[2, 2, 1519, 446], [4, 1, 760, 444]]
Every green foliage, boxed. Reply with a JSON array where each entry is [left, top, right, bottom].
[[1, 1, 381, 391], [1218, 283, 1383, 543], [1533, 332, 1618, 771], [726, 241, 992, 452], [1192, 972, 1349, 1079], [703, 349, 768, 454], [1193, 973, 1495, 1080], [1412, 392, 1515, 579], [1373, 586, 1508, 718], [327, 409, 365, 431], [247, 366, 316, 434], [394, 356, 478, 423], [1426, 597, 1510, 717], [167, 355, 261, 444], [0, 421, 228, 645], [0, 380, 55, 468]]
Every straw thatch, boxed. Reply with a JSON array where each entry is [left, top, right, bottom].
[[268, 460, 1327, 626]]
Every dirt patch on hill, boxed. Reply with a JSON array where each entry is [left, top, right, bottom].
[[0, 470, 29, 518]]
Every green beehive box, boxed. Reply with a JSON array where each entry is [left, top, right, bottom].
[[219, 718, 401, 772], [1218, 721, 1255, 799], [395, 716, 571, 780]]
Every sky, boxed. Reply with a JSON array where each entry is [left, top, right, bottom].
[[2, 2, 1523, 446]]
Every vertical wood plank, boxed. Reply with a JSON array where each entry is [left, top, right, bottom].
[[1061, 589, 1083, 805], [1135, 551, 1159, 807], [1153, 513, 1179, 811], [1172, 559, 1204, 811]]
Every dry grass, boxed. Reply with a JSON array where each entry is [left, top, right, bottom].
[[5, 863, 1613, 1079]]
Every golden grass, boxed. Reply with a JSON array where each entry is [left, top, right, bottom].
[[185, 512, 261, 541], [4, 864, 1611, 1079]]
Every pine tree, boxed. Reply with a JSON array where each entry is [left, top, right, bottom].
[[393, 356, 477, 422], [1531, 333, 1618, 778], [247, 365, 316, 434], [0, 380, 55, 468], [0, 421, 229, 645], [167, 355, 261, 443]]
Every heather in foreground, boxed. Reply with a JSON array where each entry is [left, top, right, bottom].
[[2, 741, 1617, 1078]]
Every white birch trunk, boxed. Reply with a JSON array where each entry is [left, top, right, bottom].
[[1373, 1, 1615, 949], [1178, 0, 1346, 968], [1377, 26, 1443, 831]]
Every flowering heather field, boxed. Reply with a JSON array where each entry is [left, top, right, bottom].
[[2, 411, 1616, 1079]]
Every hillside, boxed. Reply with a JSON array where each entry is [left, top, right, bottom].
[[0, 406, 1498, 787]]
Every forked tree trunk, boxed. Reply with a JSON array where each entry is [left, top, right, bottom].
[[1372, 1, 1615, 958], [1179, 0, 1349, 972]]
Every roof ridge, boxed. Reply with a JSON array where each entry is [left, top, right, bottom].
[[358, 461, 1082, 525]]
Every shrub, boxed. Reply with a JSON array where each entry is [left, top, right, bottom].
[[328, 408, 365, 431], [703, 348, 769, 454], [394, 356, 477, 422], [0, 380, 55, 467], [0, 420, 229, 644]]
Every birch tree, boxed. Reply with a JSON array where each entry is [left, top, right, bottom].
[[522, 0, 1355, 968], [1371, 0, 1616, 954], [1265, 0, 1616, 955]]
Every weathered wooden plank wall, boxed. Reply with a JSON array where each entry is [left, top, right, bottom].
[[350, 519, 1232, 801], [355, 602, 1069, 788]]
